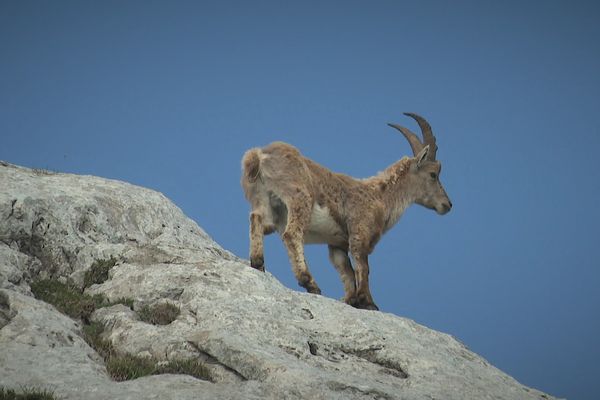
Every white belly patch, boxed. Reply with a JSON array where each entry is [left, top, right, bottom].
[[304, 204, 345, 244]]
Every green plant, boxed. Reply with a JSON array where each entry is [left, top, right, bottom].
[[109, 297, 134, 310], [138, 302, 180, 325], [82, 322, 115, 360], [0, 386, 58, 400], [28, 275, 210, 383], [30, 279, 106, 320], [106, 354, 157, 382], [157, 359, 212, 381], [83, 257, 117, 288], [81, 317, 212, 382], [30, 279, 133, 322]]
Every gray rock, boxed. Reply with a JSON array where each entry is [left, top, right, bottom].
[[0, 161, 559, 400]]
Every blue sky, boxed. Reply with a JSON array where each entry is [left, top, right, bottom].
[[2, 1, 599, 398]]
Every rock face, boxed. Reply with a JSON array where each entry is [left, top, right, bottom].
[[0, 161, 557, 400]]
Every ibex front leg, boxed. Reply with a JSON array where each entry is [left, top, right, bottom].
[[352, 252, 378, 310], [328, 246, 358, 306], [350, 235, 379, 310]]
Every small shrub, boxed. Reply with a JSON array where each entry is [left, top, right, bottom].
[[83, 257, 117, 288], [138, 303, 180, 325], [0, 386, 58, 400]]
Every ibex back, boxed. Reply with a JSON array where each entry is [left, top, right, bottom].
[[241, 113, 451, 310]]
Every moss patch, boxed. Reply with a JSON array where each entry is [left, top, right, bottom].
[[138, 303, 180, 325]]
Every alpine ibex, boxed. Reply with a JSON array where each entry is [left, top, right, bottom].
[[241, 113, 451, 310]]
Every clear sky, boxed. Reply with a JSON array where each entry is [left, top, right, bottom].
[[2, 1, 599, 398]]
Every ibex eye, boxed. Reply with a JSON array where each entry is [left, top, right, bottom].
[[430, 172, 437, 179]]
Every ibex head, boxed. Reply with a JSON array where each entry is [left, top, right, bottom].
[[388, 113, 452, 215]]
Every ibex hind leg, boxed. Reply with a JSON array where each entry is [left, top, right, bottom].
[[281, 196, 321, 295], [249, 211, 266, 271], [249, 204, 277, 272]]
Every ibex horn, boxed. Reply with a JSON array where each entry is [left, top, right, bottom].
[[388, 113, 438, 161], [404, 113, 437, 161], [387, 123, 424, 157]]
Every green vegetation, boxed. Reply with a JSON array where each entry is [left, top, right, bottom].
[[106, 354, 157, 382], [138, 302, 180, 325], [29, 261, 210, 383], [30, 279, 107, 320], [85, 321, 211, 382], [83, 257, 117, 288], [30, 256, 132, 321], [82, 322, 115, 360], [155, 358, 212, 381], [0, 387, 58, 400], [106, 355, 213, 382]]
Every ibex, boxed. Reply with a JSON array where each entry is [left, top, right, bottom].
[[241, 113, 451, 310]]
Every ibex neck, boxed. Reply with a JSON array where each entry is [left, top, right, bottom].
[[368, 157, 415, 232]]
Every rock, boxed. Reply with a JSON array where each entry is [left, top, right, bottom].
[[0, 161, 559, 400]]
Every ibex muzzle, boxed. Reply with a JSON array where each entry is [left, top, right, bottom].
[[241, 113, 451, 310]]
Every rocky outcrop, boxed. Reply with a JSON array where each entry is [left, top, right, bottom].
[[0, 161, 557, 400]]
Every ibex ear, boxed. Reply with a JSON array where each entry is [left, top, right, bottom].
[[416, 145, 430, 168]]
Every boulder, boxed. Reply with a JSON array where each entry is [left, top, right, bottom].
[[0, 161, 557, 400]]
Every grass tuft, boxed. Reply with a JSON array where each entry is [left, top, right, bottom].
[[83, 257, 117, 288], [81, 311, 212, 382], [30, 278, 134, 322], [138, 302, 180, 325], [0, 386, 58, 400], [106, 354, 157, 382], [29, 267, 210, 383], [82, 322, 115, 360], [110, 297, 134, 310], [30, 279, 107, 320], [156, 359, 212, 381]]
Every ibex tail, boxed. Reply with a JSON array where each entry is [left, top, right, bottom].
[[242, 148, 262, 183]]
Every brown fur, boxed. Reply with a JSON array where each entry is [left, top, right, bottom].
[[241, 129, 451, 311]]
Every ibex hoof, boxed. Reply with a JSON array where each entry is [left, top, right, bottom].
[[353, 295, 379, 311], [344, 296, 360, 307], [298, 275, 321, 295], [360, 303, 380, 311], [301, 282, 321, 295], [250, 258, 265, 272]]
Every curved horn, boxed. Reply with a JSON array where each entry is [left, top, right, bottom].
[[403, 113, 437, 160], [387, 123, 424, 156]]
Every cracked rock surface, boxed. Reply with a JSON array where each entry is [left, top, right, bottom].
[[0, 161, 558, 400]]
